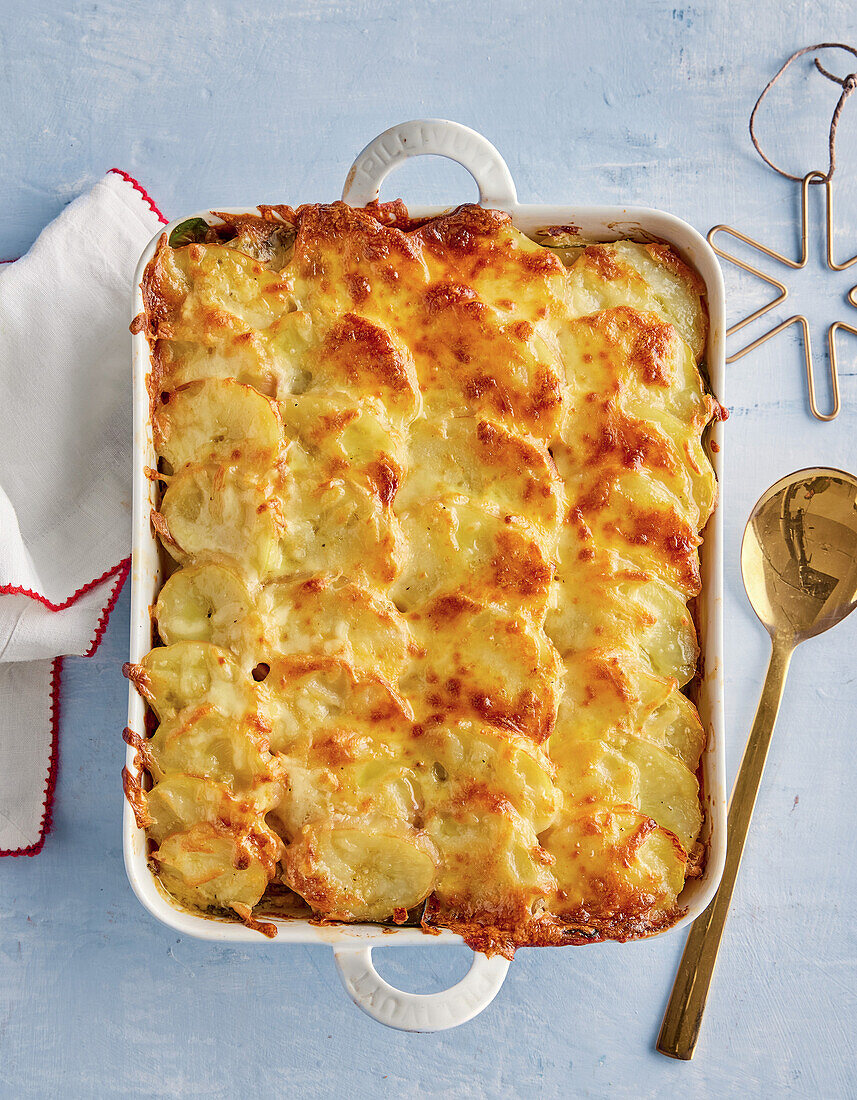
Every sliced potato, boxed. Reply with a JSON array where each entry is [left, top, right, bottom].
[[548, 737, 638, 807], [264, 307, 325, 397], [154, 378, 283, 471], [154, 332, 279, 397], [548, 731, 701, 853], [413, 210, 566, 438], [559, 307, 713, 430], [562, 467, 701, 597], [126, 641, 261, 722], [639, 691, 706, 772], [288, 201, 431, 327], [157, 451, 404, 593], [610, 240, 708, 362], [619, 735, 702, 853], [285, 818, 437, 922], [274, 745, 421, 838], [416, 720, 560, 833], [274, 475, 405, 591], [396, 416, 564, 536], [554, 647, 675, 744], [426, 797, 555, 924], [418, 208, 568, 323], [146, 773, 280, 845], [154, 820, 283, 915], [148, 704, 276, 790], [303, 313, 421, 426], [158, 462, 283, 577], [622, 576, 698, 685], [155, 559, 263, 655], [411, 297, 564, 439], [547, 544, 698, 686], [645, 407, 717, 528], [278, 391, 406, 502], [168, 243, 295, 335], [546, 809, 686, 925], [553, 397, 711, 531], [564, 241, 707, 361], [264, 655, 411, 753]]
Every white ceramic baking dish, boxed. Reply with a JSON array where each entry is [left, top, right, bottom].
[[124, 119, 726, 1032]]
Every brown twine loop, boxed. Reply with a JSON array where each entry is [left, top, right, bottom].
[[749, 42, 857, 182]]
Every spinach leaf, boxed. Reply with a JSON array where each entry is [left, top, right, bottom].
[[168, 217, 210, 247]]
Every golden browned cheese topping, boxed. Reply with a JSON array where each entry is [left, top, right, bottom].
[[126, 202, 717, 954]]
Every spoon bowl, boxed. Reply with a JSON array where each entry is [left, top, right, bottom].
[[742, 467, 857, 642]]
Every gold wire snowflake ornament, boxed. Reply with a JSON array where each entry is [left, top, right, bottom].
[[708, 43, 857, 421]]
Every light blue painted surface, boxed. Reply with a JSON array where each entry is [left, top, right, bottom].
[[2, 1, 857, 1096]]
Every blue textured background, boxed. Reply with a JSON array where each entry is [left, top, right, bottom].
[[3, 2, 857, 1096]]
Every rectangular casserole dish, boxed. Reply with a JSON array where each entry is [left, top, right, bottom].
[[124, 119, 726, 1032]]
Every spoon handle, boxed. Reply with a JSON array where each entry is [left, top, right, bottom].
[[657, 632, 794, 1060]]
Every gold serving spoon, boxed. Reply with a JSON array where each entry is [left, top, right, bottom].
[[658, 466, 857, 1060]]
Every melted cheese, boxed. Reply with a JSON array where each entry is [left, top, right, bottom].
[[547, 809, 686, 932], [404, 595, 563, 742], [259, 575, 414, 678], [391, 499, 554, 619], [128, 201, 717, 947]]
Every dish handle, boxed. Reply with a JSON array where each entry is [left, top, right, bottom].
[[332, 944, 510, 1032], [341, 119, 518, 211]]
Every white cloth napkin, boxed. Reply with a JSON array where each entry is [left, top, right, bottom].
[[0, 171, 165, 854]]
